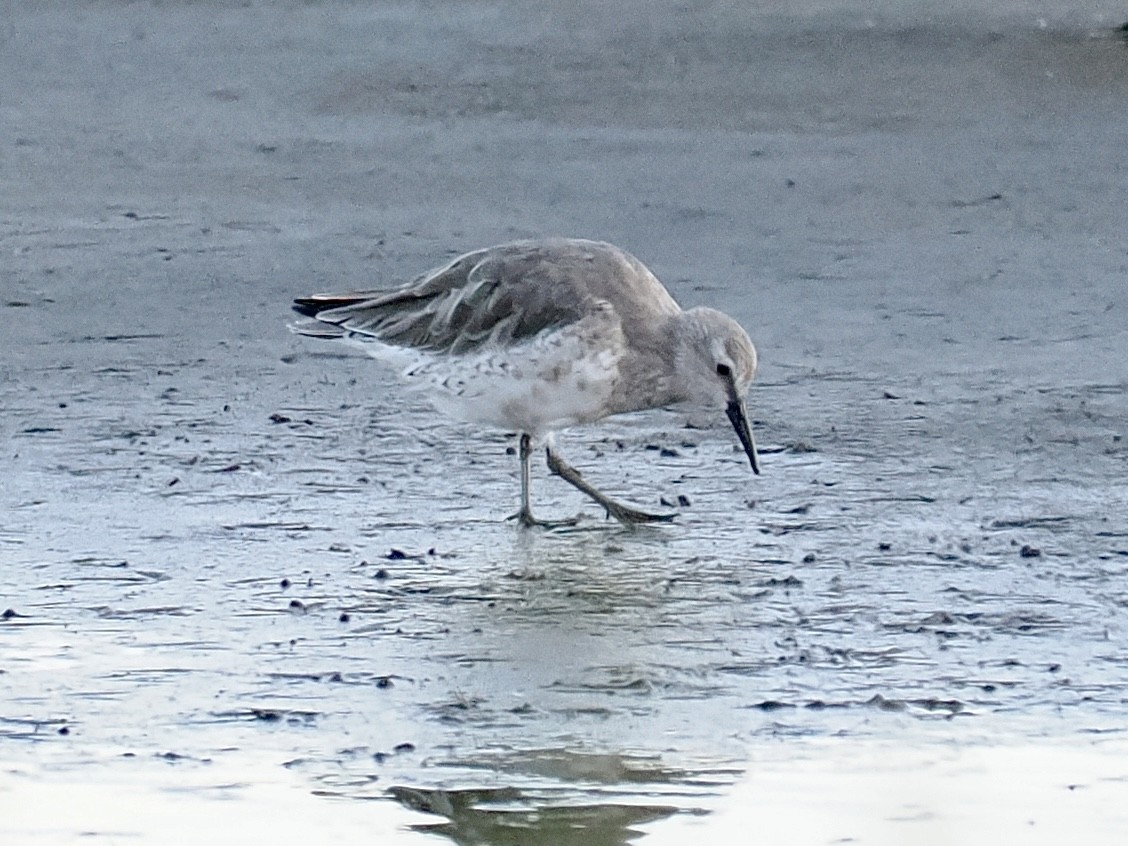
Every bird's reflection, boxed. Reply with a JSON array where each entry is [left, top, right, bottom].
[[384, 747, 738, 846], [390, 783, 676, 846]]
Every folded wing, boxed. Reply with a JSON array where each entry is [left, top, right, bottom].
[[292, 244, 594, 354]]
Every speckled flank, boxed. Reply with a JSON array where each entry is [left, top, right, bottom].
[[408, 303, 625, 433]]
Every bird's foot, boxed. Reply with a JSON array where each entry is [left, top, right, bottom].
[[543, 447, 676, 525], [507, 508, 580, 530], [602, 501, 677, 525]]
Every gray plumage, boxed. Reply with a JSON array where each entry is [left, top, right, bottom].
[[292, 238, 761, 526]]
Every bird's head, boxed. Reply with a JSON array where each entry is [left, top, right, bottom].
[[675, 307, 761, 474]]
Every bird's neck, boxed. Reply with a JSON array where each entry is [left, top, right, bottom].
[[608, 313, 689, 414]]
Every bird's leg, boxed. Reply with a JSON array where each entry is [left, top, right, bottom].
[[544, 443, 676, 525], [514, 432, 538, 527], [508, 433, 577, 529]]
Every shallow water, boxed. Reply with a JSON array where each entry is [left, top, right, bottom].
[[3, 1, 1128, 842], [5, 330, 1126, 841]]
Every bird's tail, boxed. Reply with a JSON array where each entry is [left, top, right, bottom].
[[292, 293, 371, 318], [290, 293, 374, 338]]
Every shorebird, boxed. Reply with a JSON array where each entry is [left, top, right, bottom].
[[291, 238, 760, 527]]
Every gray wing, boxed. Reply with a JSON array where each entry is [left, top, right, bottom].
[[294, 242, 601, 354], [293, 238, 683, 354]]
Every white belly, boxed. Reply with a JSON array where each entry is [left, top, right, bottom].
[[361, 316, 625, 436]]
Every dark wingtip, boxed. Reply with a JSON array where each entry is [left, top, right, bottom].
[[293, 294, 362, 318], [292, 297, 326, 318], [292, 292, 374, 318]]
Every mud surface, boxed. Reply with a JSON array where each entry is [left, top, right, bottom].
[[3, 2, 1128, 843]]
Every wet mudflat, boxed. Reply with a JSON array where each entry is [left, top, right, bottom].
[[3, 2, 1128, 843]]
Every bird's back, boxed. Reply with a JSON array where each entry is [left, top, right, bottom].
[[292, 238, 682, 355]]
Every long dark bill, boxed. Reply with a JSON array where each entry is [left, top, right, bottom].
[[725, 398, 761, 475]]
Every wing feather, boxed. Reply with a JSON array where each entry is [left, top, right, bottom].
[[294, 243, 592, 353], [292, 238, 683, 354]]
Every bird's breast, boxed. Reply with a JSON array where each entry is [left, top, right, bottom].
[[401, 315, 625, 435]]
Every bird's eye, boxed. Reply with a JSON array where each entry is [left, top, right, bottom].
[[715, 363, 731, 378]]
